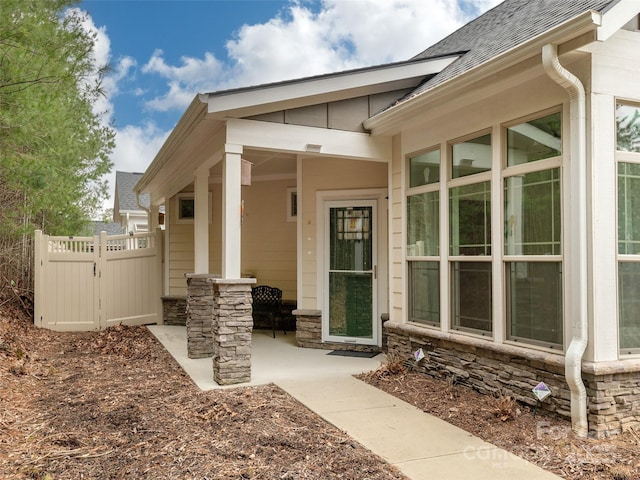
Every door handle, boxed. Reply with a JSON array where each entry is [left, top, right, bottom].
[[374, 265, 377, 279]]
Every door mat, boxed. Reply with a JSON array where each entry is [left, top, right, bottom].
[[327, 350, 379, 358]]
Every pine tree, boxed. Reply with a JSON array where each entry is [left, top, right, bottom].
[[0, 0, 114, 299]]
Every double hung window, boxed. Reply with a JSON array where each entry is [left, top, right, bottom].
[[407, 149, 440, 325], [450, 133, 492, 334], [504, 112, 563, 347]]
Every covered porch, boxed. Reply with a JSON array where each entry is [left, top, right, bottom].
[[137, 104, 392, 385]]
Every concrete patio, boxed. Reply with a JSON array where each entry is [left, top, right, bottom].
[[148, 325, 561, 480]]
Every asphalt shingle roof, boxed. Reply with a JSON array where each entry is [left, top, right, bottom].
[[115, 171, 149, 212], [406, 0, 619, 100]]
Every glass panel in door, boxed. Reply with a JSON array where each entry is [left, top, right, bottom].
[[328, 205, 374, 339]]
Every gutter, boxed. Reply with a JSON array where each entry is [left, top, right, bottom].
[[542, 43, 588, 438], [365, 10, 602, 135]]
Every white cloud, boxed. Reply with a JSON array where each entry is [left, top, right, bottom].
[[142, 50, 224, 111], [140, 0, 502, 113], [82, 0, 504, 214]]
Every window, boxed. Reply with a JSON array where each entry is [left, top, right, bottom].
[[618, 263, 640, 352], [449, 133, 492, 335], [287, 187, 297, 222], [407, 191, 439, 256], [451, 133, 491, 179], [406, 148, 441, 326], [616, 104, 640, 153], [618, 162, 640, 254], [452, 261, 492, 333], [504, 111, 562, 348], [504, 169, 561, 256], [409, 262, 440, 325], [178, 196, 194, 220], [409, 149, 440, 187], [449, 181, 491, 256], [617, 103, 640, 352], [176, 192, 212, 224], [506, 112, 561, 166], [507, 262, 562, 345]]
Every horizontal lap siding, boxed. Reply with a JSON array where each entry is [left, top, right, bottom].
[[167, 181, 297, 300], [300, 157, 387, 310], [241, 179, 297, 300]]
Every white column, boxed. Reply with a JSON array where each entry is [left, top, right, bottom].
[[150, 204, 160, 230], [194, 166, 209, 274], [222, 143, 243, 279], [589, 93, 618, 362]]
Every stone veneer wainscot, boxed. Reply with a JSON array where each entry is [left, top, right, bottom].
[[385, 321, 640, 438]]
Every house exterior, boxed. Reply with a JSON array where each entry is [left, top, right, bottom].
[[136, 0, 640, 437], [114, 171, 153, 234]]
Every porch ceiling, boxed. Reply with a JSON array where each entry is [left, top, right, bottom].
[[209, 148, 297, 180]]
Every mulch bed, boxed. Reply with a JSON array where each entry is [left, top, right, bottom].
[[358, 359, 640, 480], [4, 299, 640, 480], [0, 303, 406, 480]]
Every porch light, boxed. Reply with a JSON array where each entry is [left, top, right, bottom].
[[241, 159, 252, 186]]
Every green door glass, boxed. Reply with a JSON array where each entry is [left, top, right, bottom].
[[328, 206, 374, 338]]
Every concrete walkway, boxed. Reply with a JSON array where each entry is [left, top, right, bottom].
[[148, 325, 561, 480]]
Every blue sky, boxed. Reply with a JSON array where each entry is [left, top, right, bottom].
[[75, 0, 502, 213]]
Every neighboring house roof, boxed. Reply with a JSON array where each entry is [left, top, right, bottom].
[[115, 171, 149, 212], [406, 0, 618, 101], [90, 221, 124, 236]]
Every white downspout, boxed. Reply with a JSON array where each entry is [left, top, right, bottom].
[[136, 192, 151, 224], [542, 43, 588, 438]]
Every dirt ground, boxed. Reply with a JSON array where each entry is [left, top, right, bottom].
[[0, 304, 405, 480], [359, 359, 640, 480], [1, 302, 639, 480]]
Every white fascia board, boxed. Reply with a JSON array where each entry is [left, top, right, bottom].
[[203, 56, 458, 118], [226, 118, 391, 162], [136, 97, 208, 194], [597, 0, 640, 41], [365, 10, 602, 135]]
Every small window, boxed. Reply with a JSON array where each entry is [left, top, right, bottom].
[[451, 134, 491, 179], [287, 187, 297, 222], [507, 112, 561, 166], [176, 192, 212, 224], [179, 196, 194, 220], [617, 103, 640, 153], [409, 149, 440, 187]]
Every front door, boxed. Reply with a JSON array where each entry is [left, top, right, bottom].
[[324, 200, 378, 345]]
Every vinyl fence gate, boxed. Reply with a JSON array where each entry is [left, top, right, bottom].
[[34, 230, 163, 331]]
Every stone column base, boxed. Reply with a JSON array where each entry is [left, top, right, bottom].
[[162, 296, 187, 326], [211, 279, 256, 385], [185, 275, 216, 359]]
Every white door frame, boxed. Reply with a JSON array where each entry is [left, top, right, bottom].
[[316, 189, 388, 346]]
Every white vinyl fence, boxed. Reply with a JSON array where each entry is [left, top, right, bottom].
[[34, 230, 162, 331]]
